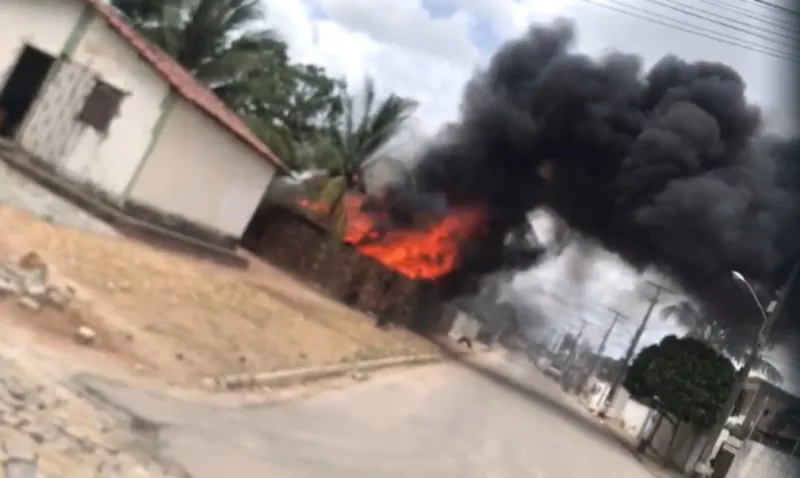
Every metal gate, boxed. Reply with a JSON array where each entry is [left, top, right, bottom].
[[18, 57, 97, 165]]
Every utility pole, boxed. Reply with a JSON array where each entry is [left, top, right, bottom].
[[599, 281, 672, 418], [565, 320, 589, 365], [583, 309, 623, 392], [693, 262, 800, 477], [596, 309, 623, 358], [562, 319, 589, 392]]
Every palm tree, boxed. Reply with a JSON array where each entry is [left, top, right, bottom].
[[317, 77, 418, 239], [660, 300, 783, 383], [111, 0, 287, 110]]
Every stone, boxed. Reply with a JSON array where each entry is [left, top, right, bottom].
[[27, 422, 61, 444], [16, 296, 41, 311], [17, 252, 48, 298], [0, 275, 19, 295], [200, 377, 217, 390], [44, 286, 72, 309], [3, 436, 37, 461], [1, 376, 32, 402], [3, 457, 38, 478], [20, 270, 47, 297], [74, 326, 96, 346]]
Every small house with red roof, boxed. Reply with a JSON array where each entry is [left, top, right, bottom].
[[0, 0, 288, 242]]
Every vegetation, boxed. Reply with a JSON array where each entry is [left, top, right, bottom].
[[316, 77, 418, 237], [624, 335, 736, 462], [660, 300, 783, 383], [111, 0, 416, 179]]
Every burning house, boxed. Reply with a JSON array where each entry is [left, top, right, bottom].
[[250, 18, 800, 351], [241, 189, 489, 333]]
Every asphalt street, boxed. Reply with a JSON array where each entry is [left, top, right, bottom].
[[77, 352, 656, 478]]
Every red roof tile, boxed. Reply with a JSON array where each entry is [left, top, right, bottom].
[[82, 0, 289, 173]]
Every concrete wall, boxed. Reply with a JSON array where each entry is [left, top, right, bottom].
[[620, 397, 652, 437], [17, 2, 168, 196], [129, 98, 276, 238]]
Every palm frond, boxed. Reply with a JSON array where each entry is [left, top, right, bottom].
[[318, 176, 347, 215]]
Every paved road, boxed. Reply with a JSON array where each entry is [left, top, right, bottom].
[[77, 353, 655, 478]]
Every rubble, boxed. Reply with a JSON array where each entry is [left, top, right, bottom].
[[0, 359, 181, 477], [0, 252, 75, 312], [74, 326, 96, 346]]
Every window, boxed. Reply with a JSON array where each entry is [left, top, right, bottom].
[[77, 80, 124, 133]]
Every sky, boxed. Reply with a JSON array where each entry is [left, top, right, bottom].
[[262, 0, 796, 135], [260, 0, 798, 390]]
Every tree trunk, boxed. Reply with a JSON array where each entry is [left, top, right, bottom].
[[638, 412, 664, 453]]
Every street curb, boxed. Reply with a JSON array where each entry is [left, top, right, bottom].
[[207, 353, 447, 391]]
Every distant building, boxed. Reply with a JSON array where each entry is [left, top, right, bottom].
[[738, 376, 800, 441]]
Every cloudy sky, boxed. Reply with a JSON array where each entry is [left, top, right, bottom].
[[263, 0, 796, 135], [261, 0, 798, 390]]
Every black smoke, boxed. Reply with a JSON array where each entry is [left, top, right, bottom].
[[376, 19, 800, 331]]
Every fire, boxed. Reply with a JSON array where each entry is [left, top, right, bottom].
[[296, 194, 484, 280]]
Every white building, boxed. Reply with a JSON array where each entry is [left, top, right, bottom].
[[0, 0, 288, 240]]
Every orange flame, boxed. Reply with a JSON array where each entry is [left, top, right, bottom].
[[297, 194, 484, 280]]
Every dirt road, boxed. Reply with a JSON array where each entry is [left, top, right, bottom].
[[76, 352, 656, 478]]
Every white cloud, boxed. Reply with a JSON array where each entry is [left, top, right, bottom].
[[263, 0, 793, 140], [262, 0, 474, 131]]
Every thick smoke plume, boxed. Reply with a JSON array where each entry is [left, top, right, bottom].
[[378, 19, 800, 329]]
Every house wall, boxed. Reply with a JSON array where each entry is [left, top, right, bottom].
[[0, 0, 83, 85], [731, 440, 800, 478], [128, 99, 276, 238], [17, 4, 169, 196]]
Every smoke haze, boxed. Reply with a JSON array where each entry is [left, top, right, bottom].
[[378, 19, 800, 331]]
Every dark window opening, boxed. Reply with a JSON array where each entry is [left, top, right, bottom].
[[77, 81, 124, 133], [0, 45, 56, 138]]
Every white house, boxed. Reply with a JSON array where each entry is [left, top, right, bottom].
[[0, 0, 288, 240]]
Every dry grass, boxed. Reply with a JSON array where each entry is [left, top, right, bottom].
[[0, 207, 437, 384]]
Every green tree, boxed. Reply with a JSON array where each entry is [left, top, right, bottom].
[[113, 0, 346, 170], [111, 0, 286, 107], [624, 335, 736, 461], [317, 77, 418, 238], [660, 301, 783, 383]]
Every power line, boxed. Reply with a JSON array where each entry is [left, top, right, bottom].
[[580, 0, 800, 63], [706, 0, 800, 31], [640, 0, 799, 46], [747, 0, 800, 16]]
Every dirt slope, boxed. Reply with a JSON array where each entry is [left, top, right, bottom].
[[0, 207, 437, 385]]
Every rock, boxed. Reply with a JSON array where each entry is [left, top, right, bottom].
[[3, 455, 38, 478], [0, 275, 19, 295], [3, 436, 37, 461], [16, 296, 41, 311], [200, 377, 217, 390], [17, 252, 48, 297], [26, 422, 61, 444], [2, 376, 32, 402], [20, 270, 47, 297], [74, 326, 96, 345], [44, 286, 72, 309], [350, 371, 369, 382]]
